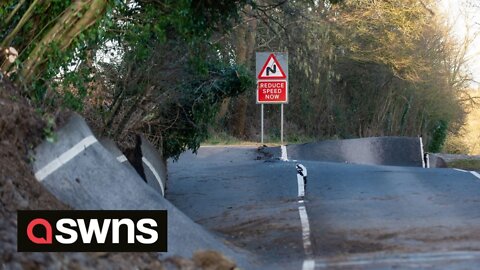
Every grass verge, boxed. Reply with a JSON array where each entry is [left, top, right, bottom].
[[447, 159, 480, 171]]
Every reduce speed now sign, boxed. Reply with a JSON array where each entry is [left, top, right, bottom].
[[257, 81, 287, 103], [256, 52, 288, 104]]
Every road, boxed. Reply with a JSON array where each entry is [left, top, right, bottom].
[[167, 145, 480, 269]]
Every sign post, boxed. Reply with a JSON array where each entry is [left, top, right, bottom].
[[281, 104, 284, 143], [261, 104, 264, 143], [256, 52, 288, 144]]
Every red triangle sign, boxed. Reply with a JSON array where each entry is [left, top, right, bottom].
[[258, 54, 286, 80]]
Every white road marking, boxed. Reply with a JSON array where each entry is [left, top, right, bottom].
[[314, 251, 480, 268], [295, 163, 314, 269], [298, 205, 313, 257], [142, 157, 165, 196], [281, 145, 288, 161], [35, 136, 97, 181], [116, 155, 128, 163], [470, 171, 480, 180], [454, 168, 480, 180], [302, 259, 315, 270], [419, 137, 425, 168]]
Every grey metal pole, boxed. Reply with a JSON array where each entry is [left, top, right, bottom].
[[281, 104, 284, 144], [261, 104, 264, 144]]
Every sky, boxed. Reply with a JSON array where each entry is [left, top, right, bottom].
[[439, 0, 480, 88]]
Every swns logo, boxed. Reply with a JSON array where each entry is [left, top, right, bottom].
[[17, 210, 167, 252]]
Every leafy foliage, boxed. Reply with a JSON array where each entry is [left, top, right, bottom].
[[1, 0, 111, 111], [162, 64, 254, 158], [2, 0, 252, 158], [82, 0, 251, 158], [217, 0, 472, 152], [429, 120, 449, 153], [2, 0, 476, 157]]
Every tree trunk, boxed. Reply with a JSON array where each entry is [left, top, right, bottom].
[[215, 97, 230, 124], [230, 4, 257, 138], [19, 0, 107, 82]]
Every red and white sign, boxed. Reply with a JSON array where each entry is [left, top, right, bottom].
[[257, 81, 288, 103], [256, 52, 288, 104], [258, 54, 287, 80]]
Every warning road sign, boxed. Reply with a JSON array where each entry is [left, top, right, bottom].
[[256, 52, 288, 104], [257, 53, 287, 79], [255, 52, 288, 143], [257, 81, 288, 103]]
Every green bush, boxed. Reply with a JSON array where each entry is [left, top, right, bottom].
[[428, 120, 448, 153]]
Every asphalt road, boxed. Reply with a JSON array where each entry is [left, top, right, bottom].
[[167, 145, 480, 269]]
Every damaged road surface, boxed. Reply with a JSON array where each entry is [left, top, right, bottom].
[[167, 145, 480, 269]]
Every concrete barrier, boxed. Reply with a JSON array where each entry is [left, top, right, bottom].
[[99, 138, 137, 173], [262, 137, 424, 167], [428, 154, 448, 168], [32, 113, 254, 267]]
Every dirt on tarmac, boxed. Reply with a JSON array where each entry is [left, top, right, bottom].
[[0, 76, 236, 270]]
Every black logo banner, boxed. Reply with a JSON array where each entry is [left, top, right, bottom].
[[17, 210, 167, 252]]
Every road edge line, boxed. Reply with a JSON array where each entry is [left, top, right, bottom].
[[470, 171, 480, 180], [142, 157, 165, 196], [295, 163, 314, 270], [419, 137, 426, 168], [35, 135, 98, 181]]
